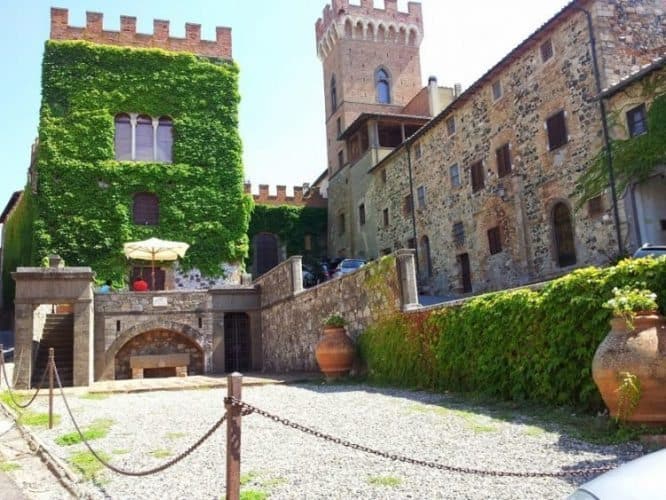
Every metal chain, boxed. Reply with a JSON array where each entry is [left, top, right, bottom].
[[0, 351, 50, 409], [226, 397, 618, 478], [53, 362, 231, 477]]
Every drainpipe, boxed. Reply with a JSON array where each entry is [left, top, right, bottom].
[[406, 145, 420, 279], [574, 5, 624, 256]]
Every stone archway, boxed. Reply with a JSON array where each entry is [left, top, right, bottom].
[[102, 319, 208, 380], [114, 329, 204, 380]]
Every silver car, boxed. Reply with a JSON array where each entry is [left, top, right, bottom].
[[568, 448, 666, 500], [332, 258, 366, 278]]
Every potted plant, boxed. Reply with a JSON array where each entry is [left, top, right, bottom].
[[592, 285, 666, 424], [315, 314, 355, 379]]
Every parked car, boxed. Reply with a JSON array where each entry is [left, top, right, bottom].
[[633, 243, 666, 259], [332, 258, 366, 279], [568, 448, 665, 500]]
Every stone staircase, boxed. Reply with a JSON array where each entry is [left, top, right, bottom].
[[32, 313, 73, 387]]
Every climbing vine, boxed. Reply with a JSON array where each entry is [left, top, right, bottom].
[[575, 71, 666, 206], [246, 204, 327, 267], [2, 40, 252, 294]]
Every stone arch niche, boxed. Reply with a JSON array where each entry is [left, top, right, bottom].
[[102, 319, 208, 380], [12, 259, 94, 388]]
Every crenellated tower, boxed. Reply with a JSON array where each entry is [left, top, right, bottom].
[[315, 0, 424, 175]]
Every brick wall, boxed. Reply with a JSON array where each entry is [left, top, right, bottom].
[[50, 8, 232, 59]]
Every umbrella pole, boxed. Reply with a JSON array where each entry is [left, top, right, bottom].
[[151, 255, 156, 290]]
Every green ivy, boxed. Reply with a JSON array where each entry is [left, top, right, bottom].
[[1, 191, 36, 305], [575, 83, 666, 206], [246, 205, 327, 267], [360, 257, 666, 412], [3, 40, 252, 294]]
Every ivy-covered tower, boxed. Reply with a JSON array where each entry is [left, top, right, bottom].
[[4, 9, 251, 294]]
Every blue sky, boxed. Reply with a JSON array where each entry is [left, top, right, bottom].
[[0, 0, 567, 227]]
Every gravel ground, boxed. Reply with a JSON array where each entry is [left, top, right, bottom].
[[28, 383, 643, 499]]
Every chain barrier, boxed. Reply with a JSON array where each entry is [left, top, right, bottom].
[[226, 397, 618, 479], [0, 348, 50, 409], [52, 361, 244, 477]]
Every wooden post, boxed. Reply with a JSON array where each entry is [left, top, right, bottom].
[[226, 372, 242, 500], [48, 348, 55, 429]]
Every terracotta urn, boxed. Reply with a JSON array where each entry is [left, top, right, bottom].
[[592, 311, 666, 424], [315, 326, 355, 379]]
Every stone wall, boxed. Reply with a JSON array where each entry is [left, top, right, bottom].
[[592, 0, 665, 88], [93, 290, 212, 379], [114, 329, 203, 379], [256, 253, 409, 372]]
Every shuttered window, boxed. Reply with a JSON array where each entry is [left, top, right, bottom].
[[133, 193, 159, 225], [546, 111, 568, 150], [488, 226, 502, 255], [114, 114, 132, 160], [471, 161, 484, 192], [496, 143, 512, 177]]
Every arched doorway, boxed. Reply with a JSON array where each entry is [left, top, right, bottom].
[[114, 329, 204, 379], [553, 202, 576, 267], [224, 313, 251, 373], [254, 232, 279, 276]]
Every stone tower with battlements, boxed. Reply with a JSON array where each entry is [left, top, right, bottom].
[[315, 0, 424, 175]]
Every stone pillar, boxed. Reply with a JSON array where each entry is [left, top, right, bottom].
[[73, 300, 94, 386], [395, 249, 420, 311], [12, 303, 35, 389], [290, 256, 304, 294]]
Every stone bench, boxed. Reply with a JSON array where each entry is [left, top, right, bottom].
[[129, 353, 190, 379]]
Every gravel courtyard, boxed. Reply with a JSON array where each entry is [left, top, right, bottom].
[[29, 383, 643, 499]]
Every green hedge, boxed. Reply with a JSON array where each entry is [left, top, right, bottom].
[[360, 257, 666, 411], [2, 40, 251, 295]]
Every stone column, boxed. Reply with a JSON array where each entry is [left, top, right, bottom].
[[290, 256, 303, 294], [73, 300, 94, 386], [395, 249, 420, 311], [12, 303, 35, 389]]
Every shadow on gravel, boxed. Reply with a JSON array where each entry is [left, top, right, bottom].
[[287, 379, 648, 487]]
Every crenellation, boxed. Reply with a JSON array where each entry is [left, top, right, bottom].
[[185, 23, 201, 42], [243, 182, 326, 207], [152, 19, 168, 41], [49, 7, 232, 59], [120, 16, 137, 40], [315, 0, 422, 46], [86, 12, 103, 33]]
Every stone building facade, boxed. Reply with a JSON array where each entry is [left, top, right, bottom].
[[320, 0, 665, 296]]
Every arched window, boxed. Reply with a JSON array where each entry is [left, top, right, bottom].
[[133, 192, 159, 225], [376, 68, 391, 104], [156, 117, 173, 163], [114, 114, 132, 160], [114, 113, 173, 163], [135, 115, 154, 161], [553, 202, 576, 267], [421, 235, 432, 278], [330, 75, 337, 111]]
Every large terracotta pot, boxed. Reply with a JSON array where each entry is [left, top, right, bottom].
[[315, 326, 355, 379], [592, 312, 666, 424]]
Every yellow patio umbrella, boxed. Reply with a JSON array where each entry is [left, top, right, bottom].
[[123, 237, 189, 290]]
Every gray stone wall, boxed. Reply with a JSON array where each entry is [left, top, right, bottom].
[[257, 255, 403, 372]]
